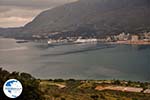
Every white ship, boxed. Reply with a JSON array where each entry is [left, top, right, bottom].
[[74, 37, 97, 43]]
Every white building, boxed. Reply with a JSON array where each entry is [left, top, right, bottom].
[[115, 32, 130, 41], [131, 35, 139, 41]]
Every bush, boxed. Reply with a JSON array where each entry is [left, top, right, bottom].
[[53, 79, 65, 82]]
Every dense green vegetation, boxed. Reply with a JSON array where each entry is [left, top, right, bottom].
[[1, 68, 150, 100]]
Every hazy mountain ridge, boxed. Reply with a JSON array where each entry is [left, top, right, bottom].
[[23, 0, 150, 35], [0, 28, 23, 38], [0, 0, 150, 38]]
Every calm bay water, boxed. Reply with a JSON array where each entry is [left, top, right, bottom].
[[0, 38, 150, 81]]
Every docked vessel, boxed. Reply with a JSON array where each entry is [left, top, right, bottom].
[[16, 40, 29, 43]]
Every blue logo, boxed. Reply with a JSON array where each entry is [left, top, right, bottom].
[[3, 79, 23, 98]]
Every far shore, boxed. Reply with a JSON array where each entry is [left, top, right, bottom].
[[1, 37, 150, 45], [108, 40, 150, 45]]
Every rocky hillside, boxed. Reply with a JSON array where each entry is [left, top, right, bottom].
[[23, 0, 150, 36]]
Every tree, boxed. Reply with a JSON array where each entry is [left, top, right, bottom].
[[90, 94, 99, 100], [113, 80, 121, 85], [61, 97, 66, 100], [54, 79, 64, 82], [0, 68, 44, 100], [52, 94, 60, 100]]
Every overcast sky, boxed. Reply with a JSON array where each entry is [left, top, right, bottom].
[[0, 0, 78, 28]]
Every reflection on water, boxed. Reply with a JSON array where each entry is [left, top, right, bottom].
[[0, 38, 150, 81], [0, 46, 28, 51], [43, 44, 116, 56], [131, 45, 150, 51]]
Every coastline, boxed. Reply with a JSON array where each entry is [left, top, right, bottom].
[[108, 40, 150, 45]]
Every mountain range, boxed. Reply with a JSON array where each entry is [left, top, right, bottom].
[[0, 0, 150, 38]]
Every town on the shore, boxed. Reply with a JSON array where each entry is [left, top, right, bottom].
[[31, 32, 150, 45]]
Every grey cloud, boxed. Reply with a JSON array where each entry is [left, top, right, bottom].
[[0, 7, 43, 18], [0, 0, 78, 27], [0, 0, 78, 9], [0, 6, 10, 13]]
